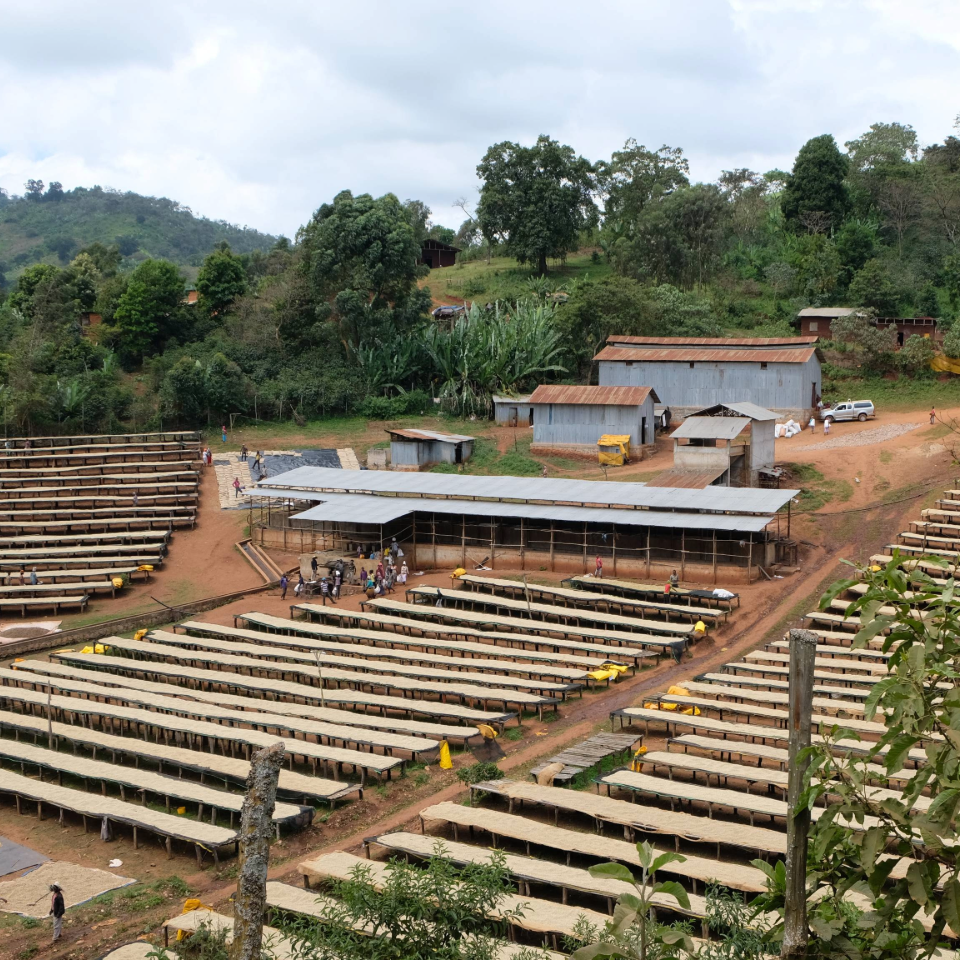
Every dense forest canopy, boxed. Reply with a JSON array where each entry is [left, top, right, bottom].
[[3, 116, 960, 435], [0, 183, 278, 284]]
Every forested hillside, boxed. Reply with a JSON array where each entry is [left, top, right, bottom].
[[3, 118, 960, 437], [0, 182, 277, 285]]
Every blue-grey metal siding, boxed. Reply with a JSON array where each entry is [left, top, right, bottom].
[[390, 440, 422, 467], [598, 356, 820, 415], [391, 438, 473, 467], [494, 400, 536, 426], [531, 397, 655, 448]]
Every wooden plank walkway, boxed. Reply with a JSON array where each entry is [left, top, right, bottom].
[[529, 732, 640, 783]]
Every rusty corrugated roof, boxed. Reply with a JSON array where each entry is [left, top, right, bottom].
[[606, 335, 819, 346], [594, 346, 818, 364], [645, 467, 728, 488], [528, 385, 657, 406], [387, 429, 474, 443]]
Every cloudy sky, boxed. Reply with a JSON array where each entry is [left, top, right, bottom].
[[2, 1, 959, 239]]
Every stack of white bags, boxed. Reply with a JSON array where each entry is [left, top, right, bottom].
[[774, 419, 803, 438]]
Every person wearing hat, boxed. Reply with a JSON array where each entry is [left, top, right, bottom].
[[49, 883, 65, 941]]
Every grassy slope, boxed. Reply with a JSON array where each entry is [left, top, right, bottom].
[[421, 249, 612, 306], [0, 189, 277, 281]]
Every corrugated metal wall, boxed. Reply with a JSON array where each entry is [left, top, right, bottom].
[[494, 401, 536, 426], [598, 357, 820, 415], [391, 440, 422, 466], [748, 421, 776, 477], [531, 398, 655, 447]]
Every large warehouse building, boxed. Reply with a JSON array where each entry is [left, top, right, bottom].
[[595, 335, 822, 421], [248, 468, 798, 583]]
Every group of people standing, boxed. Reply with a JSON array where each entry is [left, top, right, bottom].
[[360, 550, 408, 599]]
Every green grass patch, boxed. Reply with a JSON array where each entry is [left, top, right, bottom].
[[503, 727, 524, 742], [788, 463, 854, 511], [821, 373, 960, 412]]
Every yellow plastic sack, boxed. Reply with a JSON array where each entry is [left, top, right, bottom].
[[681, 706, 702, 716], [589, 668, 617, 681], [112, 577, 124, 589], [177, 806, 187, 815], [134, 629, 148, 641], [94, 643, 110, 654], [137, 564, 154, 572], [477, 724, 499, 740], [630, 745, 647, 772], [694, 621, 707, 635], [438, 741, 453, 770], [81, 645, 94, 654], [451, 567, 466, 579], [177, 898, 214, 941], [667, 685, 690, 696], [607, 664, 629, 675]]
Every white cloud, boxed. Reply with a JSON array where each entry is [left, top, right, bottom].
[[1, 0, 960, 238]]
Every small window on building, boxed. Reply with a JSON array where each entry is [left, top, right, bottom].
[[689, 362, 695, 369], [809, 321, 818, 331], [760, 362, 768, 370], [625, 361, 634, 367]]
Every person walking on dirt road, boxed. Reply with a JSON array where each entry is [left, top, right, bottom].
[[279, 574, 288, 600]]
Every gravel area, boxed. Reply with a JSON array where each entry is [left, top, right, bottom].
[[803, 422, 922, 451]]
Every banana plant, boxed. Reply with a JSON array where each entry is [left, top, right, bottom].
[[574, 842, 694, 960]]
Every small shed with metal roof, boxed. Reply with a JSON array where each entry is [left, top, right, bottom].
[[797, 306, 856, 338], [690, 402, 777, 484], [386, 428, 474, 471], [596, 336, 821, 422], [669, 417, 751, 488], [492, 394, 535, 427], [528, 384, 659, 455]]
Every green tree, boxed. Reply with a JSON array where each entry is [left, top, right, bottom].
[[898, 333, 935, 375], [845, 121, 919, 212], [756, 558, 960, 959], [113, 259, 186, 361], [849, 258, 902, 315], [943, 322, 960, 358], [835, 219, 879, 287], [298, 190, 431, 351], [7, 264, 61, 318], [570, 842, 693, 960], [476, 135, 597, 274], [277, 843, 537, 960], [559, 276, 660, 377], [781, 134, 850, 231], [196, 244, 247, 318], [831, 307, 897, 371], [610, 185, 727, 289], [600, 141, 689, 225]]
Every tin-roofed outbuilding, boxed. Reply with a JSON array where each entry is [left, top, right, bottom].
[[528, 385, 659, 455], [492, 395, 535, 427], [596, 337, 821, 422], [387, 429, 474, 472]]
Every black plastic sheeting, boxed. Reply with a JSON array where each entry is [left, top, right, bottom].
[[251, 449, 342, 482]]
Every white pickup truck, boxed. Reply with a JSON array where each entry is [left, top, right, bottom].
[[820, 400, 876, 423]]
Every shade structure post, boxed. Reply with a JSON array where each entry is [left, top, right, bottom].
[[782, 628, 817, 959]]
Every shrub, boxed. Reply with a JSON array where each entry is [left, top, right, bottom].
[[456, 761, 504, 785], [356, 389, 431, 419]]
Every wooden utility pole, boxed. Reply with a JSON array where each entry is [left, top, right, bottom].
[[230, 741, 285, 960], [782, 628, 817, 959]]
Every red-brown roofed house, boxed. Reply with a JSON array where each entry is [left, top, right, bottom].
[[528, 384, 659, 456]]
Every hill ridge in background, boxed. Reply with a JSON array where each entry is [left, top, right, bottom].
[[0, 185, 278, 283]]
